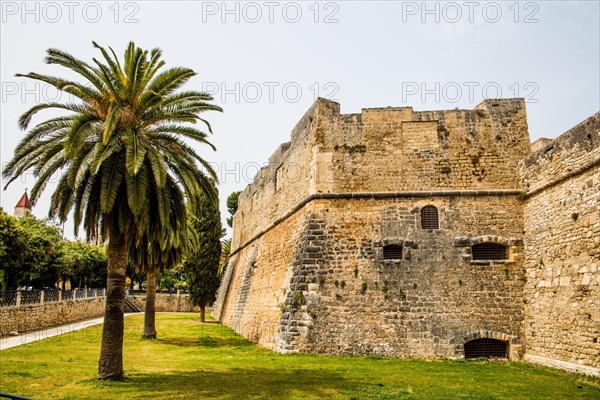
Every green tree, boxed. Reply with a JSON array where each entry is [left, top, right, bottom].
[[16, 216, 64, 289], [125, 261, 145, 291], [62, 241, 107, 289], [0, 210, 65, 290], [0, 209, 26, 290], [157, 269, 179, 291], [226, 191, 241, 228], [130, 224, 194, 339], [2, 42, 221, 379], [184, 184, 222, 322]]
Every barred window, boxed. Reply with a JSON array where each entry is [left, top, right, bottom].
[[383, 244, 403, 260], [471, 243, 507, 261], [421, 205, 439, 230], [464, 338, 507, 359]]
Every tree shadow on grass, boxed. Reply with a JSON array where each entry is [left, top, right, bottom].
[[155, 334, 253, 349], [114, 368, 349, 399], [155, 322, 255, 349]]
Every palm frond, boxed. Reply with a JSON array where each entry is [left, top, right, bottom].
[[123, 129, 147, 175], [4, 41, 222, 271]]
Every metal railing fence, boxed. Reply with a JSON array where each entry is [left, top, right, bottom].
[[0, 289, 106, 308]]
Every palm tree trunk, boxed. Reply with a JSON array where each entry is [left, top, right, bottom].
[[200, 305, 206, 323], [97, 234, 128, 380], [142, 267, 157, 339]]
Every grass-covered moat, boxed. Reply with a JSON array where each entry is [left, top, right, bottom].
[[1, 313, 598, 399]]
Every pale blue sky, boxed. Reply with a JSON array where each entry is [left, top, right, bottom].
[[1, 0, 599, 238]]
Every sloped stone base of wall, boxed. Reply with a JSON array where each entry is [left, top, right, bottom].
[[524, 354, 600, 377]]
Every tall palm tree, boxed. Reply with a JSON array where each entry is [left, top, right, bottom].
[[2, 42, 221, 379], [130, 219, 198, 339]]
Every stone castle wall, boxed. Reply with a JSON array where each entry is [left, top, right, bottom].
[[214, 98, 599, 375], [214, 98, 531, 360], [227, 98, 530, 252], [519, 112, 600, 375], [213, 208, 307, 348], [275, 197, 525, 358], [230, 101, 320, 249], [321, 98, 529, 193]]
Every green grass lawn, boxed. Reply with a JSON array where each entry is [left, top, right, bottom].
[[0, 313, 598, 399]]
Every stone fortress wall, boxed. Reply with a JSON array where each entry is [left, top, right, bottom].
[[519, 113, 600, 375], [213, 98, 600, 376]]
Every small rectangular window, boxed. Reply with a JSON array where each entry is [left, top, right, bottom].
[[383, 245, 403, 260], [472, 243, 507, 261]]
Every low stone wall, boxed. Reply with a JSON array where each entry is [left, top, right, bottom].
[[129, 294, 200, 313], [0, 298, 106, 336], [0, 294, 199, 337]]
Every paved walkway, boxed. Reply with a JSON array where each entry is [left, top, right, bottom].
[[0, 313, 142, 351]]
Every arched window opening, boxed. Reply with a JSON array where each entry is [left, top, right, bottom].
[[421, 205, 439, 230], [383, 244, 403, 260], [471, 242, 507, 261], [464, 338, 507, 359]]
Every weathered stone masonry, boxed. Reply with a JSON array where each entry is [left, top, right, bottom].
[[0, 298, 106, 337], [520, 112, 600, 375], [0, 294, 199, 337], [213, 98, 600, 376]]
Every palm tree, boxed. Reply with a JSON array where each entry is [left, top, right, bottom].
[[219, 238, 231, 277], [130, 219, 198, 339], [2, 42, 221, 379]]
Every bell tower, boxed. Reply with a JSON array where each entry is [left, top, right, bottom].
[[14, 190, 32, 219]]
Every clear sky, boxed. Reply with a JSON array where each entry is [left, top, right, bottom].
[[1, 0, 599, 238]]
